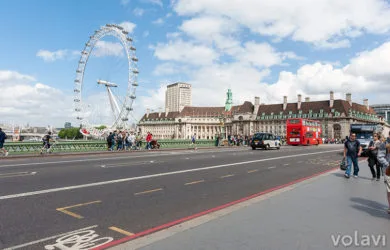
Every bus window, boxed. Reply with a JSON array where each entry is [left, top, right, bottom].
[[289, 119, 300, 124], [305, 132, 313, 138]]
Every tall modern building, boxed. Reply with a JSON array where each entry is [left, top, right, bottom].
[[165, 82, 192, 112], [371, 104, 390, 124]]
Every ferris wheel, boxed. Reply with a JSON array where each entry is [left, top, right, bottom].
[[73, 24, 139, 137]]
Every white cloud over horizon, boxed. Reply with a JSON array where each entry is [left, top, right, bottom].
[[173, 0, 390, 49]]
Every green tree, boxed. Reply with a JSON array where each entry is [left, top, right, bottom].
[[95, 125, 107, 130], [58, 128, 83, 139]]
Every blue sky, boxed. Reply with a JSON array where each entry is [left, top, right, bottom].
[[1, 0, 390, 127]]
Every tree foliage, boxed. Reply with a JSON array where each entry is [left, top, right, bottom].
[[58, 128, 83, 139], [95, 125, 107, 130]]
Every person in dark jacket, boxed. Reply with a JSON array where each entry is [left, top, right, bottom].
[[367, 133, 381, 181]]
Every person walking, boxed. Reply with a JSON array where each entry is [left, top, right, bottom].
[[376, 134, 390, 213], [191, 133, 197, 150], [145, 132, 152, 150], [0, 128, 8, 156], [343, 133, 362, 178], [368, 133, 381, 181]]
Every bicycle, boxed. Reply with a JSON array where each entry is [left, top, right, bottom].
[[40, 142, 56, 155]]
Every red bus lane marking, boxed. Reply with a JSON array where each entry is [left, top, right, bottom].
[[93, 167, 338, 250]]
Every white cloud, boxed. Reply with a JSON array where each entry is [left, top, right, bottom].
[[236, 42, 302, 68], [143, 30, 150, 37], [143, 0, 163, 7], [119, 21, 136, 33], [179, 16, 238, 42], [153, 63, 190, 76], [154, 39, 218, 65], [148, 40, 390, 112], [120, 0, 130, 6], [93, 41, 124, 57], [36, 49, 79, 62], [153, 18, 165, 25], [345, 42, 390, 82], [173, 0, 390, 49], [133, 8, 145, 16], [0, 70, 72, 127]]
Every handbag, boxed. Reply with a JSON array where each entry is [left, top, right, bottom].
[[340, 157, 347, 171]]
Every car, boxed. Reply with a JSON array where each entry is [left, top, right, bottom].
[[251, 132, 281, 150]]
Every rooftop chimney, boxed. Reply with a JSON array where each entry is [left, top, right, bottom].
[[305, 97, 310, 102], [297, 94, 302, 110], [253, 96, 260, 115], [158, 107, 162, 117], [330, 91, 334, 108], [346, 93, 352, 106], [146, 108, 150, 118], [165, 107, 169, 116], [363, 98, 369, 110], [283, 96, 287, 111], [255, 96, 260, 106]]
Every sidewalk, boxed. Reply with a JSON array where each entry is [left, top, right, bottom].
[[110, 162, 390, 250]]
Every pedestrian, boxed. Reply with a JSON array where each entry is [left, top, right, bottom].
[[343, 133, 362, 178], [376, 134, 390, 213], [107, 132, 113, 151], [145, 132, 152, 150], [191, 133, 197, 150], [0, 128, 8, 156], [367, 133, 381, 181]]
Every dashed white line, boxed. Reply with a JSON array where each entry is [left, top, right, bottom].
[[0, 149, 340, 200], [0, 171, 37, 178], [268, 166, 276, 169]]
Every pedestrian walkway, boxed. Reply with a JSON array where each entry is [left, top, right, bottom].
[[111, 162, 389, 250]]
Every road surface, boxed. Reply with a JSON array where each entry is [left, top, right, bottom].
[[0, 145, 342, 249]]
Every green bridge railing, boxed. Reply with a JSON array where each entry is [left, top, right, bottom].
[[2, 140, 216, 155]]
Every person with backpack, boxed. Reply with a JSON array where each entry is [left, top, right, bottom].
[[343, 133, 362, 178], [0, 128, 8, 156], [367, 133, 381, 181]]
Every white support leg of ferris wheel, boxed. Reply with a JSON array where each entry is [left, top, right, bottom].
[[98, 80, 121, 122]]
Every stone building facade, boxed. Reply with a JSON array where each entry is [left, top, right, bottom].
[[138, 91, 387, 140]]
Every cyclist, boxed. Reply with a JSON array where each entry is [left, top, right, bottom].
[[41, 132, 55, 154]]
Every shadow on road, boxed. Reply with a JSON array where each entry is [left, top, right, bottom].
[[350, 197, 390, 220], [332, 172, 374, 181]]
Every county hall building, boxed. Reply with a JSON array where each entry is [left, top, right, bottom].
[[137, 83, 386, 140]]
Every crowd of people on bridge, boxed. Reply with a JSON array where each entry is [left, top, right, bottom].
[[343, 131, 390, 214], [106, 131, 160, 151]]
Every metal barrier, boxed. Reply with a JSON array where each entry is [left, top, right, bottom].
[[3, 140, 216, 155]]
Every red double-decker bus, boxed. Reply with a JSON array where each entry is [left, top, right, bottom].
[[286, 118, 322, 145]]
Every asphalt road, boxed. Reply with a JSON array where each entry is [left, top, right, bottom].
[[0, 145, 343, 250]]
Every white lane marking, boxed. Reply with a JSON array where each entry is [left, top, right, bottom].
[[44, 229, 113, 250], [284, 163, 289, 166], [0, 149, 340, 200], [268, 166, 276, 169], [0, 171, 37, 178], [100, 161, 163, 168], [0, 148, 254, 168], [4, 225, 98, 250]]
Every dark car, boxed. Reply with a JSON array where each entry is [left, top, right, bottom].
[[251, 132, 281, 150]]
